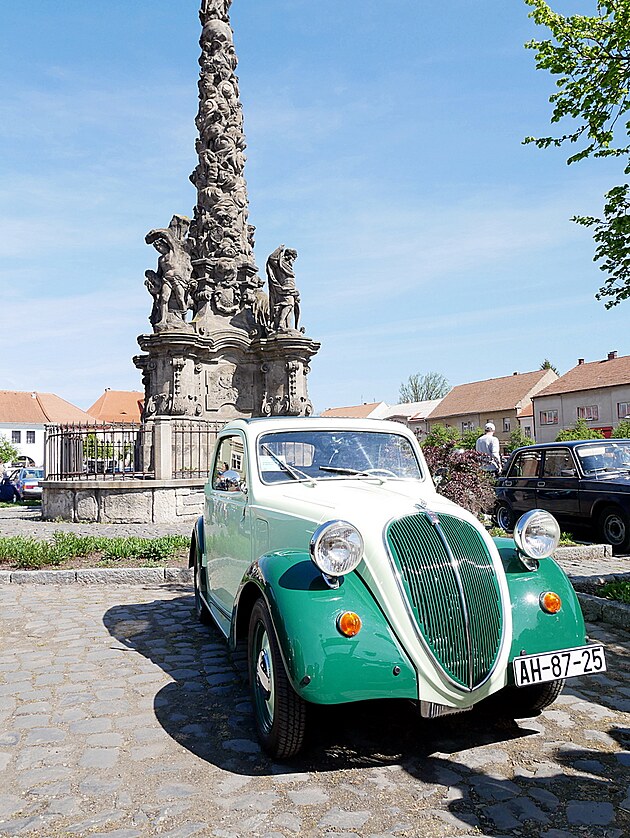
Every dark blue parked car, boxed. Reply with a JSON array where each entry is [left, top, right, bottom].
[[495, 439, 630, 552]]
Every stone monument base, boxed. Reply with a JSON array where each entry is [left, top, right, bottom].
[[42, 480, 204, 524]]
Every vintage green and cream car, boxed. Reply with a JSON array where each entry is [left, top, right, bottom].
[[190, 417, 606, 758]]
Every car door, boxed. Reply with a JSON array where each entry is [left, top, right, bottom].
[[204, 432, 252, 628], [499, 450, 542, 517], [536, 448, 581, 523]]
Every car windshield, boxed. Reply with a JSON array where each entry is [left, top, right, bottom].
[[575, 442, 630, 475], [23, 469, 43, 479], [257, 430, 423, 484]]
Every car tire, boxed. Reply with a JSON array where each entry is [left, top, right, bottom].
[[495, 503, 515, 532], [597, 505, 630, 554], [191, 532, 213, 626], [484, 678, 565, 719], [248, 598, 307, 759]]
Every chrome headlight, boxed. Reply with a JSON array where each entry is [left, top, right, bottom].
[[310, 520, 364, 578], [513, 509, 560, 566]]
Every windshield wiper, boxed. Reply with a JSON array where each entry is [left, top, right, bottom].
[[261, 445, 316, 485], [319, 466, 364, 475]]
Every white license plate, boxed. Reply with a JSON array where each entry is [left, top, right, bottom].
[[513, 644, 606, 687]]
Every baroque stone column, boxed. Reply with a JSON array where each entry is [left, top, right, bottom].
[[134, 0, 320, 426]]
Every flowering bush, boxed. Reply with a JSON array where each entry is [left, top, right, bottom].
[[423, 442, 495, 517]]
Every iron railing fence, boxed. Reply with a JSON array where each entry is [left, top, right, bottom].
[[45, 421, 223, 481]]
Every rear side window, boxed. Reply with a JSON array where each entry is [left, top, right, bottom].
[[508, 451, 541, 478], [542, 449, 575, 478]]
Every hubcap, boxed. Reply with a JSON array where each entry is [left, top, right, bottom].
[[252, 624, 275, 731], [605, 514, 625, 544]]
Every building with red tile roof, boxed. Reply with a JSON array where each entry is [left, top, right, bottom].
[[0, 391, 95, 467], [427, 369, 557, 448], [533, 351, 630, 442], [319, 401, 391, 419], [87, 390, 144, 424]]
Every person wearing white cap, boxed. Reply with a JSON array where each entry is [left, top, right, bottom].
[[475, 422, 501, 475]]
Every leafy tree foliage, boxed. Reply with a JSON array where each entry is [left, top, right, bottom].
[[422, 423, 461, 447], [612, 418, 630, 437], [555, 417, 604, 441], [460, 427, 484, 450], [505, 427, 535, 453], [0, 437, 19, 465], [423, 442, 495, 517], [525, 0, 630, 307], [399, 371, 451, 403]]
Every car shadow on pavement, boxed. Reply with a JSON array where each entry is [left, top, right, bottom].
[[104, 593, 545, 775]]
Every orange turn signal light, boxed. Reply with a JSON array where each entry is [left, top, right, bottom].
[[337, 611, 362, 637], [540, 591, 562, 614]]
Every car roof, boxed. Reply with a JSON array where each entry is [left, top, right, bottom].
[[221, 416, 419, 436], [510, 439, 630, 455]]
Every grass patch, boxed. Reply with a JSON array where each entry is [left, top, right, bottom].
[[598, 580, 630, 604], [0, 500, 41, 508], [0, 532, 190, 570]]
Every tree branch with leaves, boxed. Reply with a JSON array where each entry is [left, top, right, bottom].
[[524, 0, 630, 307]]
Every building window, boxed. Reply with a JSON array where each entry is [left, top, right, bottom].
[[539, 410, 558, 425], [524, 425, 532, 438], [462, 421, 474, 432], [618, 402, 630, 419], [12, 430, 21, 444], [502, 418, 511, 433], [577, 405, 599, 421], [26, 431, 35, 445]]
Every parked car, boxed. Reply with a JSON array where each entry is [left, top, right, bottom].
[[495, 439, 630, 551], [190, 417, 606, 758], [11, 467, 44, 500]]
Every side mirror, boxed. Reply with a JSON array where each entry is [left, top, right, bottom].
[[239, 481, 248, 496], [433, 467, 447, 487]]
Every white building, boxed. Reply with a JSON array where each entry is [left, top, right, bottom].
[[0, 391, 94, 467]]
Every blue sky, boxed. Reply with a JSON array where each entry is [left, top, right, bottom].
[[1, 0, 625, 413]]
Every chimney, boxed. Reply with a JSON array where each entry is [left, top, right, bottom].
[[513, 372, 518, 376], [31, 392, 37, 399], [607, 351, 618, 361], [578, 359, 584, 365]]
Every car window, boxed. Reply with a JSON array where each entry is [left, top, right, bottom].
[[212, 435, 246, 492], [508, 451, 541, 478], [257, 430, 423, 484], [23, 469, 43, 479], [542, 449, 575, 478], [576, 441, 630, 474]]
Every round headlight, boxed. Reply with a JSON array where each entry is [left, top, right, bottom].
[[310, 520, 364, 578], [513, 509, 560, 561]]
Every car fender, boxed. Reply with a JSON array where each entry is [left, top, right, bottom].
[[493, 538, 587, 664], [231, 550, 418, 705]]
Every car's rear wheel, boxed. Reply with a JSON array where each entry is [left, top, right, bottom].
[[248, 598, 307, 759], [597, 505, 630, 553], [495, 502, 515, 532], [191, 532, 212, 626]]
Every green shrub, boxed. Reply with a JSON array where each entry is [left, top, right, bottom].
[[556, 418, 604, 441], [598, 580, 630, 604]]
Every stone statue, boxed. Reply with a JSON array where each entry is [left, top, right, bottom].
[[266, 245, 301, 333], [145, 216, 194, 332]]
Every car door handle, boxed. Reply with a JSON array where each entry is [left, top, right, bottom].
[[537, 481, 546, 487], [504, 480, 513, 487]]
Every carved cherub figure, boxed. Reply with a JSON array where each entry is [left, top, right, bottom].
[[145, 216, 194, 331]]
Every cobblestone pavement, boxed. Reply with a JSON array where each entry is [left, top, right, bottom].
[[0, 585, 629, 838], [0, 507, 192, 540]]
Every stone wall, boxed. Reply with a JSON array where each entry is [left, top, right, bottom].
[[42, 480, 205, 524]]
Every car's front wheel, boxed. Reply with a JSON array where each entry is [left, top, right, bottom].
[[483, 679, 564, 719], [597, 505, 630, 553], [248, 598, 307, 759], [495, 502, 515, 532]]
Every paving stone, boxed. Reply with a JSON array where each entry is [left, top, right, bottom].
[[318, 808, 371, 830], [566, 800, 615, 825]]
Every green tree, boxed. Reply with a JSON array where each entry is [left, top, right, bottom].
[[0, 436, 19, 465], [556, 417, 605, 441], [505, 427, 535, 453], [422, 424, 461, 447], [460, 427, 484, 450], [399, 372, 451, 403], [524, 0, 630, 307], [612, 418, 630, 437], [540, 358, 559, 375]]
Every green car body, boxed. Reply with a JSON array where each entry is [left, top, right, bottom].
[[191, 417, 599, 757]]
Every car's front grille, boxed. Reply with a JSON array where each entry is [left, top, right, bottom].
[[386, 512, 503, 690]]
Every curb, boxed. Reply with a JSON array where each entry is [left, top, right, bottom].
[[554, 543, 612, 561], [0, 567, 193, 585], [577, 592, 630, 632]]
